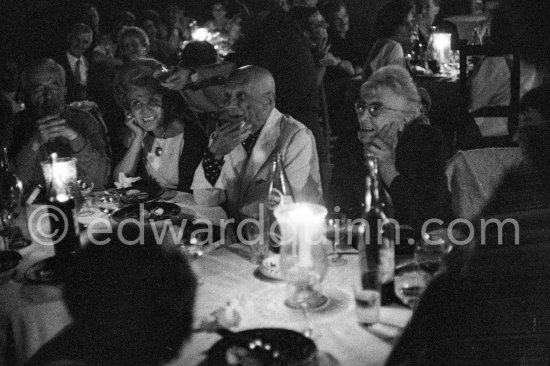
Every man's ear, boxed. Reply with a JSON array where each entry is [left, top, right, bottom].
[[264, 91, 276, 108]]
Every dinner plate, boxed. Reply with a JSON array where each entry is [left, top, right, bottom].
[[117, 186, 165, 204], [111, 202, 181, 223], [205, 328, 318, 366], [259, 255, 283, 280]]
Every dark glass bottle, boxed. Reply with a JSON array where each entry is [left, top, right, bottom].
[[362, 154, 396, 306], [46, 153, 80, 272], [0, 146, 23, 231], [266, 153, 294, 253]]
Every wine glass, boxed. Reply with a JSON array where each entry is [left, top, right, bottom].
[[325, 212, 348, 267], [77, 178, 95, 217]]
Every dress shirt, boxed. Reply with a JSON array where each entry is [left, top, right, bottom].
[[66, 52, 88, 85]]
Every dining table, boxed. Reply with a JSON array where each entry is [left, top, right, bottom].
[[0, 191, 413, 366]]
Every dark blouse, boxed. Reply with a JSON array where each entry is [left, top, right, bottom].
[[328, 117, 453, 229]]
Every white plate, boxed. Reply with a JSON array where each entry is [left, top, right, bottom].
[[259, 255, 283, 280], [76, 207, 108, 226]]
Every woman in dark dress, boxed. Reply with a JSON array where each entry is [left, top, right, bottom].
[[329, 65, 452, 230]]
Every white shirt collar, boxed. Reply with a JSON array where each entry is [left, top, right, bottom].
[[66, 52, 86, 70]]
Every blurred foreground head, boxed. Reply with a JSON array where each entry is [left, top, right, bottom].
[[64, 223, 197, 364]]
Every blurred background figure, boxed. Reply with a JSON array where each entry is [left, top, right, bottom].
[[363, 0, 415, 79], [0, 56, 23, 149], [205, 0, 234, 36], [320, 0, 365, 138], [116, 26, 151, 63], [55, 23, 94, 102]]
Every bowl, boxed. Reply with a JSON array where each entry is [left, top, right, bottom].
[[0, 251, 22, 284]]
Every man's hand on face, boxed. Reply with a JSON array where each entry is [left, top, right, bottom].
[[209, 121, 252, 160], [36, 115, 79, 144]]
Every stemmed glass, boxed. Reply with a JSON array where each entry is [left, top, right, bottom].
[[77, 178, 95, 217], [326, 212, 348, 267], [276, 203, 329, 338]]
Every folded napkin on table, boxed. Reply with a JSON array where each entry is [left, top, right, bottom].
[[114, 173, 142, 189]]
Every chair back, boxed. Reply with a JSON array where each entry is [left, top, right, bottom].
[[457, 41, 521, 148]]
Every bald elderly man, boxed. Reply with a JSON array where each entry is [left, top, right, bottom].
[[192, 65, 323, 221]]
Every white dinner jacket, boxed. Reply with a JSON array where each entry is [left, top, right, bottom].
[[192, 108, 323, 221]]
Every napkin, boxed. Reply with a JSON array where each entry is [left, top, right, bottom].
[[196, 297, 245, 332], [114, 173, 141, 189]]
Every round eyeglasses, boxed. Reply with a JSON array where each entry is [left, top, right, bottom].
[[355, 101, 416, 117]]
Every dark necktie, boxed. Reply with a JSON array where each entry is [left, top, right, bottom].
[[74, 59, 82, 85]]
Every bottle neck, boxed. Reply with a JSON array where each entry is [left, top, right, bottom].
[[1, 147, 10, 170]]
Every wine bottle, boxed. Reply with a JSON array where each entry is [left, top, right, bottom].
[[266, 153, 294, 253], [46, 153, 80, 272], [361, 154, 396, 306], [0, 146, 23, 230]]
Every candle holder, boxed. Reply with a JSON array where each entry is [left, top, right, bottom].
[[27, 156, 81, 283], [275, 203, 329, 310]]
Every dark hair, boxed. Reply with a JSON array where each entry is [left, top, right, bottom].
[[138, 9, 162, 28], [64, 225, 197, 364], [68, 23, 93, 37], [288, 6, 318, 32], [373, 0, 414, 40], [320, 0, 345, 25], [180, 41, 218, 67], [113, 58, 179, 122], [117, 25, 150, 49]]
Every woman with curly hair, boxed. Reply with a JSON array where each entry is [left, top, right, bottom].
[[113, 59, 207, 191]]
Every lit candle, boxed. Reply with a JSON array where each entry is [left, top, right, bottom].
[[191, 27, 210, 42], [433, 33, 452, 64], [275, 203, 327, 268]]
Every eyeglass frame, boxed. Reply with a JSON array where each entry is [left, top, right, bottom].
[[355, 100, 417, 118]]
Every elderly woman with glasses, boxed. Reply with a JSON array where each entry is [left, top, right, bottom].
[[329, 65, 452, 229], [113, 59, 207, 191], [363, 0, 415, 79]]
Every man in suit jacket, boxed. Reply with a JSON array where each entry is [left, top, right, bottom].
[[192, 65, 323, 221], [55, 23, 93, 102]]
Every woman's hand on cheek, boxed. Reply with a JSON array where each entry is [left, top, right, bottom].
[[125, 113, 146, 141]]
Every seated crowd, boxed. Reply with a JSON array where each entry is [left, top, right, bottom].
[[1, 0, 550, 364]]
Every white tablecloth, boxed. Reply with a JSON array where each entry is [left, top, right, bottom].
[[0, 192, 412, 366]]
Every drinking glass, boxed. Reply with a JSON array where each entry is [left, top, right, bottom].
[[394, 260, 431, 308], [325, 212, 348, 267], [415, 227, 453, 276], [77, 178, 95, 217], [244, 220, 269, 265]]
